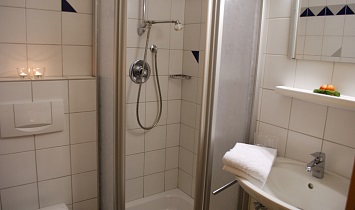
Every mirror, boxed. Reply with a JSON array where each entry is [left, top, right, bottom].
[[289, 0, 355, 63]]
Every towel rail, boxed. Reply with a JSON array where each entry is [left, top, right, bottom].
[[212, 179, 238, 195]]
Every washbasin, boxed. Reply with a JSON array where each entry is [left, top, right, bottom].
[[236, 157, 350, 210]]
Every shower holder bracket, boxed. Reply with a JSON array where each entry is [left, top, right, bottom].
[[129, 60, 151, 84]]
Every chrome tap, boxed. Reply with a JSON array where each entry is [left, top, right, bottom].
[[306, 152, 325, 179]]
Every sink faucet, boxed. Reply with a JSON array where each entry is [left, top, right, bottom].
[[306, 152, 325, 179]]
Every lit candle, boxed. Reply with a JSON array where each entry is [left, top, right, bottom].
[[31, 67, 45, 79], [17, 68, 29, 79]]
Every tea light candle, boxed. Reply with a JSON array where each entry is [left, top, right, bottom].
[[31, 67, 46, 79], [17, 68, 30, 79]]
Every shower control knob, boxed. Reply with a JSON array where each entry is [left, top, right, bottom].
[[129, 60, 151, 84]]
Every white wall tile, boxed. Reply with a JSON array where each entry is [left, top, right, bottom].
[[171, 0, 185, 23], [178, 169, 192, 196], [262, 55, 296, 89], [28, 45, 63, 76], [145, 125, 166, 151], [170, 25, 184, 50], [36, 146, 71, 181], [166, 123, 180, 147], [0, 82, 32, 103], [38, 176, 72, 208], [0, 7, 26, 43], [183, 50, 199, 77], [32, 80, 69, 113], [179, 147, 193, 175], [199, 24, 206, 51], [259, 89, 292, 128], [167, 100, 181, 124], [26, 0, 61, 11], [125, 177, 143, 202], [182, 77, 198, 102], [180, 100, 196, 127], [180, 124, 194, 151], [146, 77, 168, 101], [194, 130, 199, 154], [344, 15, 355, 36], [144, 149, 165, 175], [0, 0, 25, 7], [0, 136, 34, 155], [184, 0, 201, 24], [71, 142, 97, 174], [72, 171, 97, 202], [324, 16, 345, 36], [183, 24, 200, 50], [127, 19, 146, 48], [63, 46, 93, 76], [126, 76, 146, 103], [332, 62, 355, 97], [67, 0, 93, 14], [165, 168, 178, 190], [325, 108, 355, 148], [341, 37, 355, 58], [70, 111, 97, 144], [322, 141, 355, 179], [285, 131, 322, 163], [27, 9, 61, 44], [266, 18, 290, 55], [0, 151, 36, 188], [258, 122, 288, 157], [126, 129, 145, 155], [168, 79, 182, 100], [0, 44, 27, 77], [126, 153, 144, 180], [289, 99, 327, 138], [294, 59, 333, 90], [127, 0, 141, 19], [169, 50, 183, 74], [62, 13, 92, 45], [269, 0, 292, 18], [147, 0, 172, 21], [1, 183, 38, 210], [73, 198, 98, 210], [144, 172, 165, 196], [305, 17, 325, 36], [149, 23, 171, 49], [303, 35, 323, 56], [145, 101, 167, 126], [126, 103, 145, 129], [69, 79, 96, 112], [166, 146, 178, 170]]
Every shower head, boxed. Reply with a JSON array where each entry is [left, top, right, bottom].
[[174, 21, 183, 31], [145, 20, 183, 31]]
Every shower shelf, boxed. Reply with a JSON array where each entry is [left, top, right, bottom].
[[275, 86, 355, 111], [169, 74, 191, 80]]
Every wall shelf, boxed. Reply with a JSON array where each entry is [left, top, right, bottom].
[[275, 86, 355, 112]]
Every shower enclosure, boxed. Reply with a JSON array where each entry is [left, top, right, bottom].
[[98, 0, 262, 209]]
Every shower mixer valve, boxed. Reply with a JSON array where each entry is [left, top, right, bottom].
[[129, 60, 151, 84]]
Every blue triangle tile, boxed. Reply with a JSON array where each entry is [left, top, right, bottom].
[[318, 7, 326, 16], [62, 0, 77, 13], [346, 5, 354, 14], [337, 5, 347, 15], [191, 51, 199, 63], [325, 7, 334, 15], [300, 8, 308, 17]]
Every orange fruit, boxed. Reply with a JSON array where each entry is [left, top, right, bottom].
[[320, 84, 328, 90], [327, 84, 335, 91]]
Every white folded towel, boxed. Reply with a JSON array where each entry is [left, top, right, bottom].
[[222, 143, 277, 183], [38, 203, 68, 210]]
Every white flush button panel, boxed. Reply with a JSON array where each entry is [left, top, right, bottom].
[[0, 101, 64, 138]]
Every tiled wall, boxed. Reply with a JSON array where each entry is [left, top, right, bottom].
[[296, 0, 355, 62], [178, 0, 207, 198], [125, 0, 185, 202], [0, 1, 97, 210], [256, 0, 355, 179]]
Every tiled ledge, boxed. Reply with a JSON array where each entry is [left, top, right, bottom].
[[0, 76, 96, 82]]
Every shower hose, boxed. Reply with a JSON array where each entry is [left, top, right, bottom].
[[136, 23, 163, 130]]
